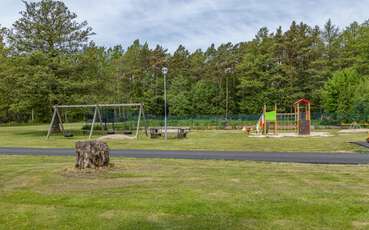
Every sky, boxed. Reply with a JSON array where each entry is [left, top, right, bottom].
[[1, 0, 369, 52]]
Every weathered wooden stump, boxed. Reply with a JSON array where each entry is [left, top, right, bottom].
[[75, 140, 110, 169]]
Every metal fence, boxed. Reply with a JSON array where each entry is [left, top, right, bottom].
[[145, 113, 369, 129], [1, 112, 369, 129]]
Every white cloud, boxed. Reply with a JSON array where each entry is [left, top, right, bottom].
[[1, 0, 369, 51]]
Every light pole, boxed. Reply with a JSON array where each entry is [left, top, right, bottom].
[[162, 67, 168, 140], [225, 67, 232, 121]]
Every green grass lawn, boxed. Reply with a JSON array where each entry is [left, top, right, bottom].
[[1, 155, 369, 229], [0, 124, 367, 153]]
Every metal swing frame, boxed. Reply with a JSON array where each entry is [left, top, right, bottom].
[[46, 103, 148, 140]]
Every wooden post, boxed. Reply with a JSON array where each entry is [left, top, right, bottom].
[[296, 104, 300, 134], [294, 105, 297, 134], [263, 105, 267, 135], [46, 108, 57, 139], [135, 105, 142, 139], [141, 104, 148, 136], [96, 106, 104, 134], [307, 103, 311, 120], [307, 102, 311, 134], [274, 104, 278, 135], [89, 106, 98, 140], [31, 109, 35, 123], [55, 107, 65, 134]]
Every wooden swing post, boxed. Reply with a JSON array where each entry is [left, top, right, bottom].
[[274, 104, 278, 135], [263, 104, 267, 135]]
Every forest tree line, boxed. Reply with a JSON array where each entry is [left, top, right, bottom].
[[0, 0, 368, 123]]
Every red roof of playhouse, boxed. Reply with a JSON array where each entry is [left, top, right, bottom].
[[294, 98, 311, 105]]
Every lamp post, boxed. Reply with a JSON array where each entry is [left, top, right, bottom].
[[225, 67, 232, 121], [162, 67, 168, 140]]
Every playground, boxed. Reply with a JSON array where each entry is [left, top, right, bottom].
[[2, 1, 369, 228], [1, 98, 361, 153], [0, 100, 368, 230]]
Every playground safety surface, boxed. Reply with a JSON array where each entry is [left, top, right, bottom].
[[250, 132, 332, 138]]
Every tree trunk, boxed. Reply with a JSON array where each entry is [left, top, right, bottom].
[[75, 140, 110, 169]]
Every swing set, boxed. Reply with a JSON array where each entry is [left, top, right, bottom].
[[46, 103, 148, 139]]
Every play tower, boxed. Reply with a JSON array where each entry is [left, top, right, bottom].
[[294, 99, 311, 135], [256, 98, 311, 136]]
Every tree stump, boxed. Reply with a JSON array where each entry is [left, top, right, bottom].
[[75, 140, 110, 169]]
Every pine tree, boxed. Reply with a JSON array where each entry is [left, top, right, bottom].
[[322, 19, 340, 68], [8, 0, 94, 55]]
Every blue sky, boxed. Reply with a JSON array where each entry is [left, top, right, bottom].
[[1, 0, 369, 51]]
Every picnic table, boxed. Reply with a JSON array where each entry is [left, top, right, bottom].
[[149, 127, 190, 139]]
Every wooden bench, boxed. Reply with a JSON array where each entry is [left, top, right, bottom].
[[149, 127, 190, 139]]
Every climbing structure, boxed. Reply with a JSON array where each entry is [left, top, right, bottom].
[[256, 99, 311, 136], [294, 99, 311, 135]]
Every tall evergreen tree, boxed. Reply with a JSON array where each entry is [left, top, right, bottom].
[[322, 19, 340, 68], [8, 0, 94, 55]]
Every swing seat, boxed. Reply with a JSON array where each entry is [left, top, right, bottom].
[[63, 132, 74, 138], [123, 131, 133, 135]]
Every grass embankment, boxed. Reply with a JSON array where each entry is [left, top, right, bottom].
[[1, 156, 369, 229], [0, 124, 367, 152]]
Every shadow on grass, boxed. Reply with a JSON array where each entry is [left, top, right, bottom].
[[7, 130, 47, 137]]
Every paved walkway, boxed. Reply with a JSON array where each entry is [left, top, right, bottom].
[[0, 147, 368, 164]]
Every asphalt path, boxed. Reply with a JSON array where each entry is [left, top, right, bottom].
[[0, 147, 368, 164]]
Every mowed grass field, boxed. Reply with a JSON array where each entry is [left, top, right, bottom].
[[0, 124, 367, 152], [1, 155, 369, 229]]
